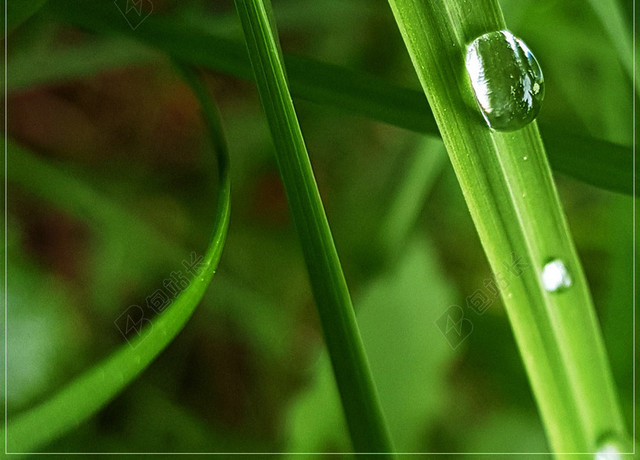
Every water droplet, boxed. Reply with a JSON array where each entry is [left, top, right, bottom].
[[523, 156, 528, 161], [465, 30, 545, 131], [541, 259, 572, 292], [595, 444, 621, 460], [594, 434, 631, 459]]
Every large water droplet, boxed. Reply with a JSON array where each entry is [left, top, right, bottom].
[[465, 30, 544, 131], [595, 444, 622, 460], [541, 259, 572, 292]]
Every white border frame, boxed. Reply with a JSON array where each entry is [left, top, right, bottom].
[[2, 0, 637, 455]]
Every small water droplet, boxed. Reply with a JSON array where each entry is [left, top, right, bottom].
[[541, 259, 572, 292], [523, 156, 528, 161], [595, 444, 621, 460], [594, 434, 631, 460], [465, 30, 545, 131]]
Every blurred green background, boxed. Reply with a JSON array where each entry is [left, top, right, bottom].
[[3, 0, 634, 455]]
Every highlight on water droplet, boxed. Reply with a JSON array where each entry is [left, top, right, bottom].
[[465, 30, 544, 131], [541, 259, 572, 292], [595, 444, 622, 460], [594, 433, 631, 460]]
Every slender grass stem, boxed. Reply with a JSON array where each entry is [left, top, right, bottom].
[[378, 137, 447, 260], [585, 0, 638, 96], [387, 0, 629, 454], [233, 0, 393, 454]]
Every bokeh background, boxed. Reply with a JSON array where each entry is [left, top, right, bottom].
[[3, 0, 634, 455]]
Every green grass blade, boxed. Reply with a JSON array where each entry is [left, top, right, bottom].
[[6, 130, 289, 368], [43, 0, 633, 196], [6, 36, 160, 94], [3, 67, 231, 453], [7, 0, 49, 33], [377, 137, 447, 260], [233, 0, 393, 454], [5, 137, 180, 260], [585, 0, 637, 95], [386, 0, 629, 454]]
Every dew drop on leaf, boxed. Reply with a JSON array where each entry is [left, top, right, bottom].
[[541, 259, 572, 292], [594, 434, 631, 460], [465, 30, 544, 131], [595, 444, 622, 460]]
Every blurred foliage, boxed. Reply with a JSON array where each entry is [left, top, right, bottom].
[[3, 0, 634, 455]]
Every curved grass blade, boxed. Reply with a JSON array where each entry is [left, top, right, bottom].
[[6, 132, 289, 366], [386, 0, 629, 454], [3, 67, 231, 453], [45, 0, 633, 196], [233, 0, 393, 454]]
